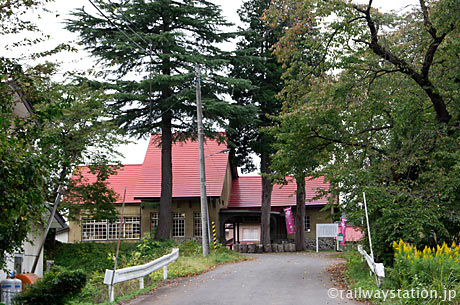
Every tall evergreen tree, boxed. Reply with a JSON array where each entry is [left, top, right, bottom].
[[229, 0, 284, 245], [66, 0, 247, 239]]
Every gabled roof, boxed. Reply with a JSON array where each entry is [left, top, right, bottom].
[[134, 135, 229, 199], [228, 176, 330, 208], [75, 164, 143, 203]]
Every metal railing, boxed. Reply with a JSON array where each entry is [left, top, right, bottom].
[[357, 245, 385, 287], [104, 248, 179, 302]]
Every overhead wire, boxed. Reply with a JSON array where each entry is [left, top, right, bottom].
[[88, 0, 158, 126], [87, 0, 147, 53]]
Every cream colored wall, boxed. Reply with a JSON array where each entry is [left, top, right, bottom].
[[68, 205, 142, 242], [0, 224, 44, 279], [286, 206, 332, 239], [141, 199, 202, 238]]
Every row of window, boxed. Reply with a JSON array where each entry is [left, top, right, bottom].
[[82, 217, 141, 241], [150, 212, 202, 237], [82, 212, 203, 241], [82, 213, 310, 241]]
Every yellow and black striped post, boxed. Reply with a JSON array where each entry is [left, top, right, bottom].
[[211, 221, 217, 249]]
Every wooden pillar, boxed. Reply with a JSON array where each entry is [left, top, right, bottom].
[[233, 222, 236, 245]]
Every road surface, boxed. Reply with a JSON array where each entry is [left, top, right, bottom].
[[127, 252, 361, 305]]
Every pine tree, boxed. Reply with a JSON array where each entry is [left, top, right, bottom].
[[229, 0, 284, 245], [66, 0, 246, 239]]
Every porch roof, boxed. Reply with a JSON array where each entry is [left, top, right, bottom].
[[228, 176, 330, 208]]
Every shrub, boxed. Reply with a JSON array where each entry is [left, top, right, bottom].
[[390, 240, 460, 289], [13, 269, 87, 305]]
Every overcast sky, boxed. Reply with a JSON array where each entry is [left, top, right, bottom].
[[10, 0, 419, 169]]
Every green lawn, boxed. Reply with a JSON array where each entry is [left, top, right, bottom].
[[46, 238, 249, 304]]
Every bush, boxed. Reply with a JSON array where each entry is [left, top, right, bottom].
[[13, 269, 87, 305], [389, 240, 460, 289], [47, 241, 139, 273]]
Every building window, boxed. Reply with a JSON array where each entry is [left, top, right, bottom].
[[194, 212, 202, 237], [82, 217, 140, 241], [172, 212, 185, 237], [242, 227, 259, 241], [122, 217, 141, 239], [305, 215, 311, 232], [82, 219, 107, 241], [151, 212, 159, 234]]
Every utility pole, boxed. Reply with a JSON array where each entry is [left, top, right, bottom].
[[31, 185, 64, 274], [196, 65, 210, 256]]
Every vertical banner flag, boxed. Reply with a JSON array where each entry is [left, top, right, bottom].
[[284, 207, 295, 234], [339, 217, 347, 246]]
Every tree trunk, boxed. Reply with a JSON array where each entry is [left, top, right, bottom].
[[260, 150, 273, 245], [295, 176, 306, 251], [156, 111, 173, 239], [228, 147, 239, 179]]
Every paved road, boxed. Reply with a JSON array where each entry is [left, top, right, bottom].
[[127, 252, 361, 305]]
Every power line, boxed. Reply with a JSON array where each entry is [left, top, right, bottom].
[[104, 0, 150, 46], [87, 0, 147, 53], [88, 0, 157, 124]]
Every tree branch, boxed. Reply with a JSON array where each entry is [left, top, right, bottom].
[[312, 129, 387, 154], [353, 1, 452, 124]]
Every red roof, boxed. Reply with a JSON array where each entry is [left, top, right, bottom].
[[228, 176, 330, 208], [134, 135, 229, 199], [75, 165, 142, 203]]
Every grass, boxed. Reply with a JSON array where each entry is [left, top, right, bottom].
[[47, 240, 249, 305], [343, 243, 460, 305]]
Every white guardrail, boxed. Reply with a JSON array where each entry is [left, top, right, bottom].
[[104, 248, 179, 302], [357, 245, 385, 287]]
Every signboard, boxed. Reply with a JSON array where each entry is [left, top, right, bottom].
[[316, 223, 338, 252], [337, 233, 344, 242], [284, 207, 295, 235]]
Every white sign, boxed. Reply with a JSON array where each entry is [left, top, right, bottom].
[[316, 223, 339, 252]]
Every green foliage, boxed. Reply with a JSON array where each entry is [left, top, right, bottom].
[[345, 244, 460, 304], [65, 0, 249, 138], [66, 0, 252, 239], [0, 70, 48, 271], [47, 241, 138, 273], [49, 240, 247, 304], [228, 0, 284, 173], [13, 268, 87, 305], [267, 0, 460, 262]]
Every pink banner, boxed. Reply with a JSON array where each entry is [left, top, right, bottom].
[[339, 217, 347, 246], [284, 207, 295, 234]]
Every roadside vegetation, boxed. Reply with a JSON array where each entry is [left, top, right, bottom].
[[44, 238, 248, 305], [343, 241, 460, 304]]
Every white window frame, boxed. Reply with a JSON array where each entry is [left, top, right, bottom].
[[305, 215, 311, 232], [194, 212, 202, 237], [82, 217, 140, 241], [151, 212, 159, 233], [241, 227, 259, 241], [172, 212, 185, 237]]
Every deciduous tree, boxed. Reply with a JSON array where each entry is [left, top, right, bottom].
[[267, 0, 460, 261]]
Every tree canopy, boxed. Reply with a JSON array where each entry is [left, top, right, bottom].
[[229, 0, 284, 245], [267, 0, 460, 262], [0, 0, 125, 270], [66, 0, 252, 238]]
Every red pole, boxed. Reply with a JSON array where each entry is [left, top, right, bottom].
[[109, 187, 127, 301]]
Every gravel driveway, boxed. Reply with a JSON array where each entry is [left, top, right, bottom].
[[126, 252, 361, 305]]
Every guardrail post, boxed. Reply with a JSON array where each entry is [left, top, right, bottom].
[[139, 277, 144, 289], [104, 248, 179, 301], [109, 285, 115, 302]]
